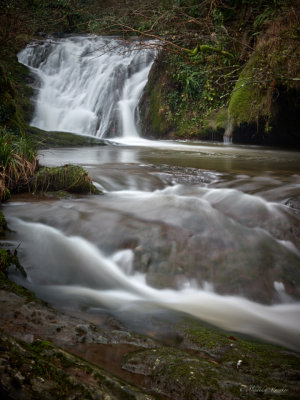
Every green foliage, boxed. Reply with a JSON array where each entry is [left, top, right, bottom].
[[0, 127, 37, 201], [253, 0, 285, 30], [229, 4, 300, 135], [165, 51, 235, 132], [0, 128, 36, 166]]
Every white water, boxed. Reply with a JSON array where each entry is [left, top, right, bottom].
[[18, 36, 154, 138], [8, 218, 300, 351], [12, 36, 300, 351]]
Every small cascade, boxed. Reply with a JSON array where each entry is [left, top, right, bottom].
[[18, 36, 154, 138], [223, 116, 233, 144], [8, 217, 300, 351]]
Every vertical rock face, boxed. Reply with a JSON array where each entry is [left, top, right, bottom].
[[139, 52, 227, 141], [139, 53, 176, 139]]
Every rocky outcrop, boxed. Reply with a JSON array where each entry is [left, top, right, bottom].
[[139, 5, 300, 147], [139, 53, 226, 141], [0, 274, 300, 399], [227, 8, 300, 146]]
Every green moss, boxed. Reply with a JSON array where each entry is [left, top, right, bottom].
[[122, 318, 300, 399], [215, 108, 228, 129], [148, 85, 173, 136], [228, 59, 266, 125], [33, 165, 100, 195], [27, 126, 107, 149], [228, 9, 300, 145], [29, 339, 54, 353], [0, 271, 40, 303], [150, 88, 161, 132], [182, 319, 300, 373]]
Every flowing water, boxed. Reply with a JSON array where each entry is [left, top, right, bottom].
[[18, 35, 154, 137], [4, 36, 300, 351]]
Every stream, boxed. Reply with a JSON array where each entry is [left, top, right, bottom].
[[3, 35, 300, 351]]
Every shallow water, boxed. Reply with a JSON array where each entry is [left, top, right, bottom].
[[4, 140, 300, 350], [9, 35, 300, 350]]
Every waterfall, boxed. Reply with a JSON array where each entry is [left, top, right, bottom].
[[18, 36, 154, 138], [223, 116, 233, 144]]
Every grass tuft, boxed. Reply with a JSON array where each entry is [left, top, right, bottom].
[[0, 127, 37, 202]]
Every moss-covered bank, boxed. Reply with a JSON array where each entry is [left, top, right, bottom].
[[139, 2, 300, 147], [139, 52, 229, 142], [228, 8, 300, 146]]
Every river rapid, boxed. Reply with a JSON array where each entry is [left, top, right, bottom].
[[4, 140, 300, 351], [3, 36, 300, 351]]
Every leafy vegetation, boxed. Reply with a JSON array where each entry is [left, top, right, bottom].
[[136, 0, 300, 143], [0, 127, 37, 201]]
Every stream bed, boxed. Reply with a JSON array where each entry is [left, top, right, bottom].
[[3, 139, 300, 351]]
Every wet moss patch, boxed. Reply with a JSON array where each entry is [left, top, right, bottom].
[[27, 126, 107, 149], [122, 316, 300, 400], [33, 165, 100, 195], [0, 271, 39, 304], [0, 332, 155, 400]]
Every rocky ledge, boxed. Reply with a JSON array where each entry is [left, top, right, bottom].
[[0, 268, 299, 399]]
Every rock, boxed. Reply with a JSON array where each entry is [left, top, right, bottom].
[[228, 10, 300, 147], [0, 271, 299, 399], [32, 164, 101, 195]]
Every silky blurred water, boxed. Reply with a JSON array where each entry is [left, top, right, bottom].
[[8, 36, 300, 350], [4, 141, 300, 350]]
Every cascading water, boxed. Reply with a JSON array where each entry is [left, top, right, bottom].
[[7, 217, 300, 351], [18, 36, 154, 138], [7, 36, 300, 353]]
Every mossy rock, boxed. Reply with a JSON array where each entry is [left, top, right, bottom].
[[123, 316, 300, 400], [27, 125, 107, 149], [228, 10, 300, 147], [139, 54, 175, 139], [0, 332, 154, 400], [228, 56, 267, 126], [33, 165, 100, 195]]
